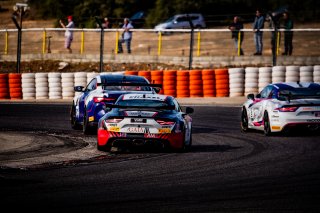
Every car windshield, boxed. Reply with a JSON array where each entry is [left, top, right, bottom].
[[279, 88, 320, 99], [117, 99, 174, 109], [165, 17, 175, 23]]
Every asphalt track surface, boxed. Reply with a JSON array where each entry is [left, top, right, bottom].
[[1, 103, 320, 212]]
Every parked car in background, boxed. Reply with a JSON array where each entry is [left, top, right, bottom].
[[130, 11, 146, 28], [70, 74, 161, 134], [154, 13, 206, 32], [241, 82, 320, 136]]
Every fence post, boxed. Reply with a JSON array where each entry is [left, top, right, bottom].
[[115, 31, 119, 54], [276, 31, 280, 56], [158, 32, 162, 56], [42, 30, 46, 54], [5, 30, 8, 55], [80, 30, 84, 54], [237, 31, 241, 56], [197, 31, 201, 56]]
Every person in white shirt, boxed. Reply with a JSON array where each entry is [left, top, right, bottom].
[[118, 18, 133, 54], [60, 16, 75, 53]]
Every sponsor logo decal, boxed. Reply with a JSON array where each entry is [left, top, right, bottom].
[[108, 126, 120, 132], [89, 116, 94, 122], [159, 128, 171, 133]]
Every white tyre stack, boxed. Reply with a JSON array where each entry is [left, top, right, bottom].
[[258, 67, 272, 92], [74, 72, 87, 96], [35, 73, 49, 99], [244, 67, 259, 95], [48, 72, 62, 99], [299, 66, 313, 82], [272, 66, 286, 83], [285, 66, 300, 83], [313, 65, 320, 83], [21, 73, 35, 100], [228, 68, 245, 97], [61, 73, 75, 99], [87, 72, 99, 84]]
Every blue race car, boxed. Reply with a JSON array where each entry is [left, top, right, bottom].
[[70, 74, 161, 134]]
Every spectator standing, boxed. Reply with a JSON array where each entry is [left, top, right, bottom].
[[118, 18, 133, 54], [102, 17, 110, 29], [252, 9, 265, 55], [282, 12, 294, 55], [228, 16, 244, 55], [60, 16, 74, 53]]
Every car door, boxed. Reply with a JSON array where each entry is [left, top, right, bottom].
[[248, 86, 273, 126], [79, 78, 97, 119]]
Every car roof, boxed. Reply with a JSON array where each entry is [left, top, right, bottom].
[[273, 82, 320, 90], [99, 74, 149, 84]]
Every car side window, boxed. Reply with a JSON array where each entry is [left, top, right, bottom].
[[172, 99, 181, 111], [260, 86, 272, 98], [86, 78, 97, 91]]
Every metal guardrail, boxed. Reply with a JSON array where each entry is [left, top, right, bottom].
[[0, 28, 320, 57]]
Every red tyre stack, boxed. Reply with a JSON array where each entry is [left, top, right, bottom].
[[189, 70, 203, 97], [0, 74, 9, 99], [124, 70, 138, 76], [176, 70, 190, 97], [163, 70, 177, 97], [150, 70, 164, 94], [202, 69, 215, 97], [8, 73, 22, 99], [214, 69, 229, 97], [138, 70, 151, 82]]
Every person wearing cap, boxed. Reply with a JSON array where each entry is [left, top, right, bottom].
[[118, 18, 134, 54], [59, 16, 75, 53]]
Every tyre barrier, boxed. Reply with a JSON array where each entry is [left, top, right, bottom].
[[285, 65, 300, 83], [61, 72, 75, 99], [258, 67, 272, 92], [314, 65, 320, 83], [35, 73, 49, 99], [229, 68, 244, 97], [138, 70, 152, 82], [202, 69, 215, 97], [0, 74, 9, 99], [22, 73, 35, 100], [214, 69, 229, 97], [163, 70, 177, 97], [176, 70, 189, 97], [48, 72, 62, 99], [189, 70, 203, 97], [2, 66, 320, 100], [272, 66, 286, 83], [300, 66, 313, 82], [150, 70, 163, 94], [8, 73, 22, 99], [245, 67, 259, 96]]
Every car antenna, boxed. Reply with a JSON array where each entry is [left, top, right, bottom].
[[297, 81, 302, 87]]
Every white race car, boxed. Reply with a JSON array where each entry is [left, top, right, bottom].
[[241, 82, 320, 135]]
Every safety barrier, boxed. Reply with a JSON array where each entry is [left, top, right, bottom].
[[1, 66, 320, 100]]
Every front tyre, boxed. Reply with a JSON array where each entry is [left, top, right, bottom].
[[241, 108, 249, 132], [70, 105, 81, 130], [83, 109, 94, 135], [263, 111, 272, 136]]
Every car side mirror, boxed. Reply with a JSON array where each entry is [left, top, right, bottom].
[[74, 86, 84, 92], [186, 107, 194, 114], [153, 87, 161, 93], [247, 93, 255, 100]]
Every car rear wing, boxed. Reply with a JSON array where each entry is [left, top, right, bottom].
[[97, 82, 162, 88], [104, 103, 175, 110]]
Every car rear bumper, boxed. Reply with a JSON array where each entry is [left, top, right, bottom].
[[97, 129, 184, 149]]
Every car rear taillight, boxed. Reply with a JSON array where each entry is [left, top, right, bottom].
[[276, 106, 299, 112], [156, 119, 175, 125], [93, 97, 115, 103], [105, 118, 123, 123]]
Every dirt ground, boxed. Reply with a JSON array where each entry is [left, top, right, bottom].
[[0, 61, 189, 73]]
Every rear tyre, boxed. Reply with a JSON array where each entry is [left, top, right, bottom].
[[263, 111, 272, 136], [241, 108, 249, 132], [70, 105, 81, 130]]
